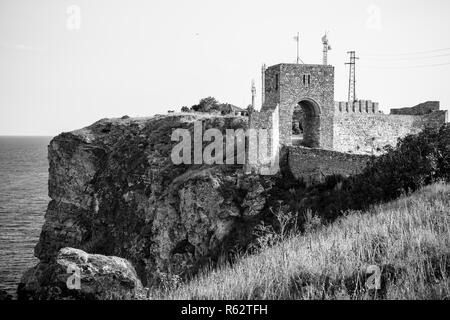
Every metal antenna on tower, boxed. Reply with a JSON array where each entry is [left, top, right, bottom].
[[293, 32, 304, 64], [261, 63, 266, 106], [345, 51, 359, 103], [322, 32, 332, 65]]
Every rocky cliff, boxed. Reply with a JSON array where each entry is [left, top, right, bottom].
[[18, 114, 276, 299]]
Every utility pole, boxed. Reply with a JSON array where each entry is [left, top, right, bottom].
[[345, 51, 359, 103]]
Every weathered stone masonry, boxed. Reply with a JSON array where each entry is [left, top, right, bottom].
[[333, 101, 448, 155], [391, 101, 440, 115], [288, 146, 371, 185], [248, 62, 447, 182], [244, 106, 279, 175], [261, 64, 335, 149]]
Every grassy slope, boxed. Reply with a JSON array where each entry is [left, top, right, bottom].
[[149, 183, 450, 300]]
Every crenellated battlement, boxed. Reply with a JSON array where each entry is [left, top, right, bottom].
[[335, 100, 380, 114]]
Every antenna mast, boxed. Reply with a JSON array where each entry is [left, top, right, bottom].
[[261, 64, 266, 106], [345, 51, 359, 103], [293, 32, 304, 64]]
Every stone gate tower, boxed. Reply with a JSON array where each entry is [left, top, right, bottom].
[[260, 64, 335, 149]]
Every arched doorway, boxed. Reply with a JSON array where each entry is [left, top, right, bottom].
[[291, 105, 304, 146], [291, 99, 321, 148]]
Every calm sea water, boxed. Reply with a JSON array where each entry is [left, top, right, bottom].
[[0, 136, 51, 297]]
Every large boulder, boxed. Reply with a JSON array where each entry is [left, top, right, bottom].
[[18, 247, 146, 300]]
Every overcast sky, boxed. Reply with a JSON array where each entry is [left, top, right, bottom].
[[1, 0, 449, 135]]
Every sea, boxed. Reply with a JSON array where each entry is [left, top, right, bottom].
[[0, 136, 51, 298]]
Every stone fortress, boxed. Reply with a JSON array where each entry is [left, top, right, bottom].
[[247, 57, 448, 183]]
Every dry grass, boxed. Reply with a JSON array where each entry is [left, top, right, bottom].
[[148, 183, 450, 300]]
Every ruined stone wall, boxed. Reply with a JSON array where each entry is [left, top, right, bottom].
[[332, 110, 447, 155], [261, 67, 281, 112], [288, 146, 371, 185], [391, 101, 440, 115], [245, 106, 280, 175], [421, 110, 448, 128]]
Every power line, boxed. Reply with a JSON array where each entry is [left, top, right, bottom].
[[360, 47, 450, 57], [360, 61, 450, 69], [360, 52, 450, 61]]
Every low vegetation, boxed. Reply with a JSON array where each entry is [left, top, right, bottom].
[[297, 124, 450, 221], [147, 124, 450, 300], [149, 182, 450, 300], [180, 96, 250, 115]]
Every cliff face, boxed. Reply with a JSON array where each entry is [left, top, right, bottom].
[[20, 114, 274, 298]]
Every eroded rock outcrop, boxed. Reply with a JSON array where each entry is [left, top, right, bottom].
[[18, 247, 145, 300], [19, 114, 275, 298]]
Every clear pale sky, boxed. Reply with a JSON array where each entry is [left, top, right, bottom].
[[1, 0, 449, 135]]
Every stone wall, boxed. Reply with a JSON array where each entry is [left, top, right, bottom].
[[245, 106, 280, 175], [287, 146, 371, 185], [391, 101, 440, 115], [421, 109, 448, 128], [333, 110, 447, 155], [261, 67, 281, 111]]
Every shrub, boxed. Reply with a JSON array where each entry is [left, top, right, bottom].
[[191, 97, 219, 112], [191, 97, 241, 115], [301, 124, 450, 220]]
